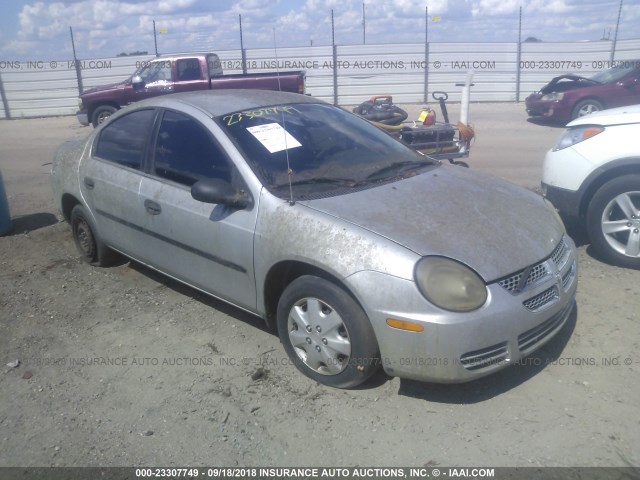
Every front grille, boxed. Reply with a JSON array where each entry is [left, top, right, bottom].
[[498, 272, 522, 293], [497, 237, 570, 296], [562, 262, 576, 291], [518, 302, 572, 353], [460, 342, 509, 371], [523, 286, 558, 311], [551, 238, 569, 268], [526, 263, 548, 285]]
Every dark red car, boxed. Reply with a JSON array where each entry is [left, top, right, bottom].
[[525, 61, 640, 124]]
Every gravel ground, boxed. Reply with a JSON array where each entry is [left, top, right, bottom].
[[0, 105, 639, 468]]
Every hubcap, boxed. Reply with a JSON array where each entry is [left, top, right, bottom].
[[601, 191, 640, 258], [287, 297, 351, 375], [97, 111, 111, 124], [578, 104, 599, 117]]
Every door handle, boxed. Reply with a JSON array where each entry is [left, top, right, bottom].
[[83, 177, 95, 189], [144, 199, 162, 215]]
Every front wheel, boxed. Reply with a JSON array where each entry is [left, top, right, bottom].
[[91, 105, 117, 127], [277, 276, 380, 388], [571, 99, 603, 120], [586, 175, 640, 269]]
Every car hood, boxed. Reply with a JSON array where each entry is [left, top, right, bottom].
[[537, 74, 599, 95], [567, 104, 640, 127], [301, 165, 563, 282]]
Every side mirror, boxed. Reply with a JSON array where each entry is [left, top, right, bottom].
[[191, 178, 250, 209], [132, 76, 145, 89]]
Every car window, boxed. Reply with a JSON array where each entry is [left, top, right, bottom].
[[176, 58, 202, 81], [153, 110, 231, 186], [138, 61, 172, 84], [219, 102, 436, 199], [95, 109, 156, 169], [589, 64, 638, 84]]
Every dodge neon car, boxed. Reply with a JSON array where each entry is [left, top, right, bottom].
[[52, 90, 577, 388]]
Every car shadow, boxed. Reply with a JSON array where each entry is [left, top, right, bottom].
[[526, 116, 567, 128], [4, 212, 59, 236], [126, 261, 269, 333], [117, 261, 579, 397], [396, 303, 578, 403]]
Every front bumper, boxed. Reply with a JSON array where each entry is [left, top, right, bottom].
[[346, 235, 578, 383], [76, 110, 90, 126], [541, 182, 582, 218], [525, 96, 571, 123]]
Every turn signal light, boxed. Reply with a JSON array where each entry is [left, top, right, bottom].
[[386, 318, 424, 332]]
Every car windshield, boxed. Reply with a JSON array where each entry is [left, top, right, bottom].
[[589, 64, 637, 84], [219, 103, 437, 199]]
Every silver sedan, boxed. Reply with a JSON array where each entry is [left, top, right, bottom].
[[52, 90, 577, 388]]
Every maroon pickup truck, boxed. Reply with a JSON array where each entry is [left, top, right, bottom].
[[77, 53, 306, 127]]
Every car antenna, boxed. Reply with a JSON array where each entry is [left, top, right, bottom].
[[273, 28, 295, 206]]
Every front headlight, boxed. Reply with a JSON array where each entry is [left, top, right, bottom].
[[414, 257, 487, 312], [541, 92, 564, 102], [552, 126, 604, 151]]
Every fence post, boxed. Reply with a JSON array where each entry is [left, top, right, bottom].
[[239, 14, 247, 74], [153, 20, 159, 57], [610, 0, 623, 62], [423, 6, 429, 104], [515, 7, 522, 103], [0, 73, 11, 119], [69, 27, 84, 94], [332, 10, 338, 106]]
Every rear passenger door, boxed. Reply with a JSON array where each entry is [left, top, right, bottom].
[[80, 109, 158, 261], [138, 109, 258, 310]]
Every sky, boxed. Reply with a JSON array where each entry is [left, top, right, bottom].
[[0, 0, 638, 60]]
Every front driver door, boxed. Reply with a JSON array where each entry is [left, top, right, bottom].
[[138, 109, 258, 311]]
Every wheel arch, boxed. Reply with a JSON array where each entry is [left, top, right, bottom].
[[61, 193, 82, 222], [578, 158, 640, 218], [262, 260, 364, 332]]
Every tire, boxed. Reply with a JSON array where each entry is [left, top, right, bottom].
[[70, 205, 117, 267], [571, 99, 603, 120], [277, 275, 380, 388], [586, 175, 640, 269], [91, 105, 117, 127]]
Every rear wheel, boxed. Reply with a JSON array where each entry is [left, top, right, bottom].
[[571, 99, 603, 120], [277, 276, 379, 388], [586, 175, 640, 269], [70, 205, 117, 266]]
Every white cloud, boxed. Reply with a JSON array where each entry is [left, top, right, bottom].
[[2, 0, 639, 59]]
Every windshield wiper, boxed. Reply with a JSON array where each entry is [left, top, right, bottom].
[[274, 176, 357, 189], [364, 160, 433, 182]]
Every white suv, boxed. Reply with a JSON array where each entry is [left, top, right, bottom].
[[542, 105, 640, 268]]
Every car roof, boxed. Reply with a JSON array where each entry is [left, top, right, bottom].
[[132, 90, 324, 118]]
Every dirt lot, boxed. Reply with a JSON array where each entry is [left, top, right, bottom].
[[0, 104, 639, 468]]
